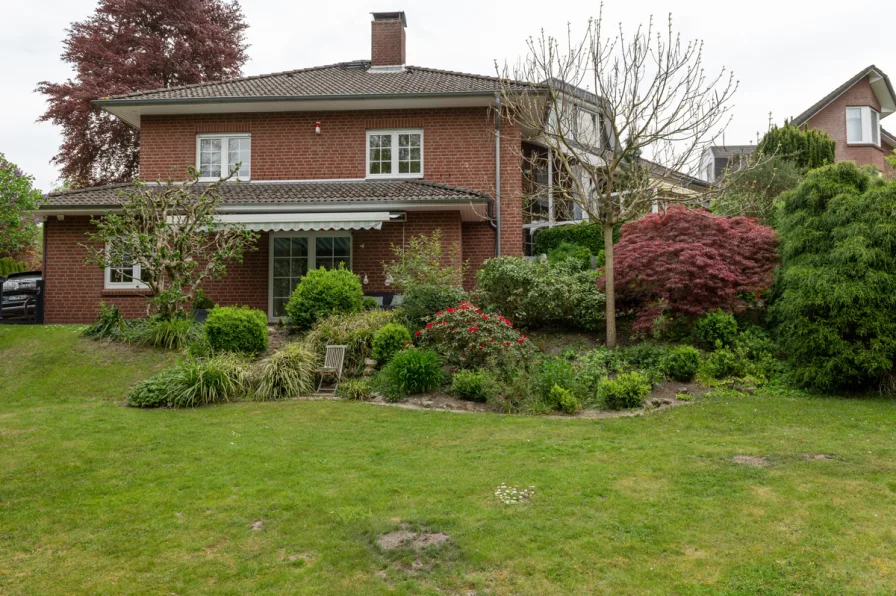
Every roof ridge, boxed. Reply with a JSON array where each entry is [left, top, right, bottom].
[[105, 62, 365, 100]]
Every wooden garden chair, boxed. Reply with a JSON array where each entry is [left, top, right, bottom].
[[315, 345, 347, 394]]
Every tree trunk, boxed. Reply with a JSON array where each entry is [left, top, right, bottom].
[[603, 220, 617, 349]]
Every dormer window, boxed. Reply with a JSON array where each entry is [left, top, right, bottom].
[[366, 129, 423, 178], [846, 107, 880, 146], [196, 134, 251, 181]]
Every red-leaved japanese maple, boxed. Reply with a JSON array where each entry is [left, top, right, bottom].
[[607, 206, 779, 330], [37, 0, 248, 188]]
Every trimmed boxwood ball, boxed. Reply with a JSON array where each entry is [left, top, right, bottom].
[[205, 306, 268, 354], [663, 346, 701, 382], [601, 372, 651, 410], [371, 323, 411, 365], [285, 265, 364, 329]]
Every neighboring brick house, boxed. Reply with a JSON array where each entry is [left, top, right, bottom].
[[38, 11, 541, 323], [701, 65, 896, 183]]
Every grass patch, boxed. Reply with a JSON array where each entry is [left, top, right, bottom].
[[1, 326, 896, 593]]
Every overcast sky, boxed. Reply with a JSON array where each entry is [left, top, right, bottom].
[[3, 0, 893, 192]]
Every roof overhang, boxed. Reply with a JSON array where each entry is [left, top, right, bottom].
[[35, 199, 489, 222], [869, 70, 896, 117], [95, 92, 518, 128], [793, 66, 896, 126]]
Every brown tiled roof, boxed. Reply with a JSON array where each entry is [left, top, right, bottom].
[[99, 62, 533, 103], [42, 179, 490, 208], [791, 65, 896, 127]]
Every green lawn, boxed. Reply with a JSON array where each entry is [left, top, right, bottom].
[[2, 326, 896, 595]]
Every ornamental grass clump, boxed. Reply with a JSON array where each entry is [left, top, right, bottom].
[[377, 348, 444, 402], [167, 354, 252, 408], [414, 301, 537, 372], [253, 342, 317, 401], [304, 309, 394, 375]]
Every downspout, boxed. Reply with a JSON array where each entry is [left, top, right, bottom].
[[494, 92, 501, 256]]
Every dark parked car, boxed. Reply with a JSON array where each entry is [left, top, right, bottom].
[[1, 271, 43, 322]]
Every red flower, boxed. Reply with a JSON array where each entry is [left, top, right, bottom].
[[482, 314, 489, 321], [521, 334, 527, 340], [425, 323, 434, 329], [490, 338, 495, 343], [447, 307, 456, 314], [479, 343, 485, 348], [516, 338, 525, 344], [415, 330, 422, 337], [435, 311, 442, 316], [504, 341, 511, 346]]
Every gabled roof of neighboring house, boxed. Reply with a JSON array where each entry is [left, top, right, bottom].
[[882, 126, 896, 146], [707, 145, 756, 158], [98, 61, 533, 103], [41, 179, 490, 208], [790, 65, 896, 127]]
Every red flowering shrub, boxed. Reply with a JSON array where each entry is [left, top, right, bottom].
[[609, 206, 778, 330], [414, 301, 537, 370]]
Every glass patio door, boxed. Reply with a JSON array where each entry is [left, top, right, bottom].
[[270, 234, 353, 318]]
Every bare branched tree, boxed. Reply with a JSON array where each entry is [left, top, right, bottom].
[[499, 5, 740, 347], [85, 168, 258, 319]]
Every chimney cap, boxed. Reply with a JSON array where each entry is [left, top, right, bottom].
[[371, 11, 407, 27]]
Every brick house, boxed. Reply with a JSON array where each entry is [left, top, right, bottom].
[[701, 65, 896, 182], [38, 11, 546, 323]]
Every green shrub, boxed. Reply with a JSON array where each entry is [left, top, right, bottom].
[[702, 348, 743, 379], [336, 378, 375, 401], [82, 302, 125, 340], [192, 289, 215, 310], [285, 265, 364, 329], [168, 354, 251, 408], [547, 241, 592, 270], [617, 343, 671, 378], [253, 342, 316, 401], [0, 257, 27, 277], [475, 256, 605, 330], [664, 346, 701, 382], [770, 162, 896, 391], [756, 124, 836, 171], [398, 284, 467, 331], [205, 306, 268, 355], [449, 369, 498, 402], [574, 348, 626, 403], [377, 348, 444, 401], [695, 310, 738, 349], [601, 372, 651, 410], [304, 309, 393, 375], [536, 357, 577, 401], [550, 384, 580, 414], [362, 296, 379, 310], [140, 316, 201, 350], [125, 368, 180, 408], [371, 323, 411, 365], [533, 221, 620, 256]]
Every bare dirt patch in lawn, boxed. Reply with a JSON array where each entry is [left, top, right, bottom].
[[802, 453, 835, 461], [732, 455, 770, 467], [377, 530, 451, 552], [370, 392, 496, 413]]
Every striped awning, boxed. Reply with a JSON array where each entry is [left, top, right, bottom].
[[213, 212, 396, 232]]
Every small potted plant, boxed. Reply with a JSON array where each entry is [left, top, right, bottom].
[[192, 289, 216, 323]]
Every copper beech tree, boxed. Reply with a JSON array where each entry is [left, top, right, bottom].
[[37, 0, 248, 188], [498, 6, 742, 347], [84, 171, 257, 319]]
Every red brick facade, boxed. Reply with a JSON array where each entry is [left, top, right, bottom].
[[803, 77, 896, 174], [371, 18, 405, 67]]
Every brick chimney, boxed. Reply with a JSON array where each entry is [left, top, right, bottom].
[[371, 11, 407, 67]]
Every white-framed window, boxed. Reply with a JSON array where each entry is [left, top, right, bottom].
[[846, 107, 881, 146], [366, 129, 423, 178], [196, 133, 251, 181], [104, 244, 146, 289], [268, 232, 353, 318]]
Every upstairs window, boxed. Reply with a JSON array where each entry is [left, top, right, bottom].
[[367, 130, 423, 178], [197, 134, 251, 181], [846, 107, 880, 146]]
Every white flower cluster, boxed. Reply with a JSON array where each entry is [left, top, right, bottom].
[[494, 483, 535, 504]]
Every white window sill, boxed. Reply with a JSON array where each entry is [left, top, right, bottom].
[[365, 173, 424, 180], [197, 177, 251, 183], [846, 142, 881, 149]]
